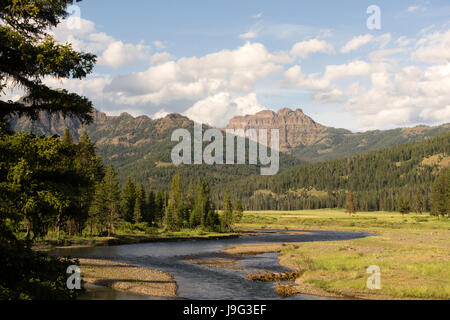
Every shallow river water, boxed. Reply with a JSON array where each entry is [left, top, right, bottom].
[[52, 229, 372, 300]]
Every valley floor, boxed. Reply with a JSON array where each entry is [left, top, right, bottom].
[[232, 209, 450, 300]]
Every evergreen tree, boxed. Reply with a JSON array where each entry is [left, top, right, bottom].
[[221, 191, 233, 231], [0, 1, 96, 125], [345, 192, 356, 215], [233, 200, 244, 224], [413, 191, 424, 214], [62, 128, 74, 146], [431, 169, 449, 218], [121, 178, 136, 223], [186, 177, 197, 215], [90, 165, 121, 237], [165, 174, 185, 230], [134, 184, 145, 224], [154, 189, 166, 226], [147, 185, 156, 226], [190, 179, 204, 228], [68, 131, 105, 235], [0, 0, 96, 300], [397, 195, 410, 215]]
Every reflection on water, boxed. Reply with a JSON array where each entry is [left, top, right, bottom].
[[52, 229, 372, 300]]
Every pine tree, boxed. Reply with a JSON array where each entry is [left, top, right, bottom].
[[134, 184, 145, 224], [147, 185, 156, 226], [186, 178, 197, 214], [190, 179, 204, 228], [165, 174, 185, 230], [0, 1, 96, 125], [154, 189, 166, 226], [121, 178, 136, 223], [398, 195, 410, 216], [62, 128, 74, 146], [221, 191, 233, 231], [413, 191, 424, 214], [233, 200, 244, 224], [345, 192, 356, 215], [431, 169, 449, 217], [90, 165, 121, 237], [70, 131, 105, 235]]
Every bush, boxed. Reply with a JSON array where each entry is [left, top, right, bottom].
[[0, 241, 83, 300]]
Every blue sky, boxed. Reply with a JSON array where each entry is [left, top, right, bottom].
[[4, 0, 450, 131]]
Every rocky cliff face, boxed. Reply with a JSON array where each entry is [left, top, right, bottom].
[[226, 107, 450, 161], [7, 109, 107, 140], [226, 108, 335, 152]]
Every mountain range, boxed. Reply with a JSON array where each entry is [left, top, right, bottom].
[[8, 107, 449, 188], [7, 108, 301, 188], [226, 108, 450, 162]]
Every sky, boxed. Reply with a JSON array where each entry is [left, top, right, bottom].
[[3, 0, 450, 131]]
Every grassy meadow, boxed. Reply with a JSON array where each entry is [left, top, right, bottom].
[[236, 209, 450, 299]]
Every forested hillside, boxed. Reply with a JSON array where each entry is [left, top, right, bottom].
[[10, 108, 449, 189], [292, 124, 450, 162], [212, 132, 450, 212], [10, 110, 301, 188]]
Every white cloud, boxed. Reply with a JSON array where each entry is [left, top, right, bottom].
[[99, 41, 151, 69], [312, 89, 345, 104], [345, 63, 450, 129], [152, 109, 170, 119], [153, 41, 166, 50], [340, 33, 391, 54], [323, 61, 372, 81], [51, 18, 151, 69], [341, 34, 374, 53], [43, 74, 113, 103], [34, 21, 450, 131], [290, 39, 334, 59], [150, 52, 175, 65], [413, 29, 450, 64], [184, 92, 265, 128], [240, 31, 258, 39], [283, 65, 330, 91], [396, 36, 412, 47], [283, 60, 372, 91], [105, 42, 285, 106]]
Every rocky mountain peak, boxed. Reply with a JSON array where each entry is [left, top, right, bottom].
[[226, 108, 329, 152]]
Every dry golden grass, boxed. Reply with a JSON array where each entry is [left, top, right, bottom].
[[235, 210, 450, 299]]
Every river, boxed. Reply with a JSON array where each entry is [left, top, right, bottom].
[[52, 229, 373, 300]]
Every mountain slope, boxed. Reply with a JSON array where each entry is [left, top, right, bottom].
[[226, 108, 450, 162], [212, 131, 450, 211], [8, 110, 302, 188]]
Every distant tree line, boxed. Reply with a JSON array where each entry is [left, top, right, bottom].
[[212, 132, 450, 217]]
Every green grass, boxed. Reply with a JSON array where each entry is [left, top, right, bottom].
[[34, 223, 236, 249], [237, 210, 450, 299]]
